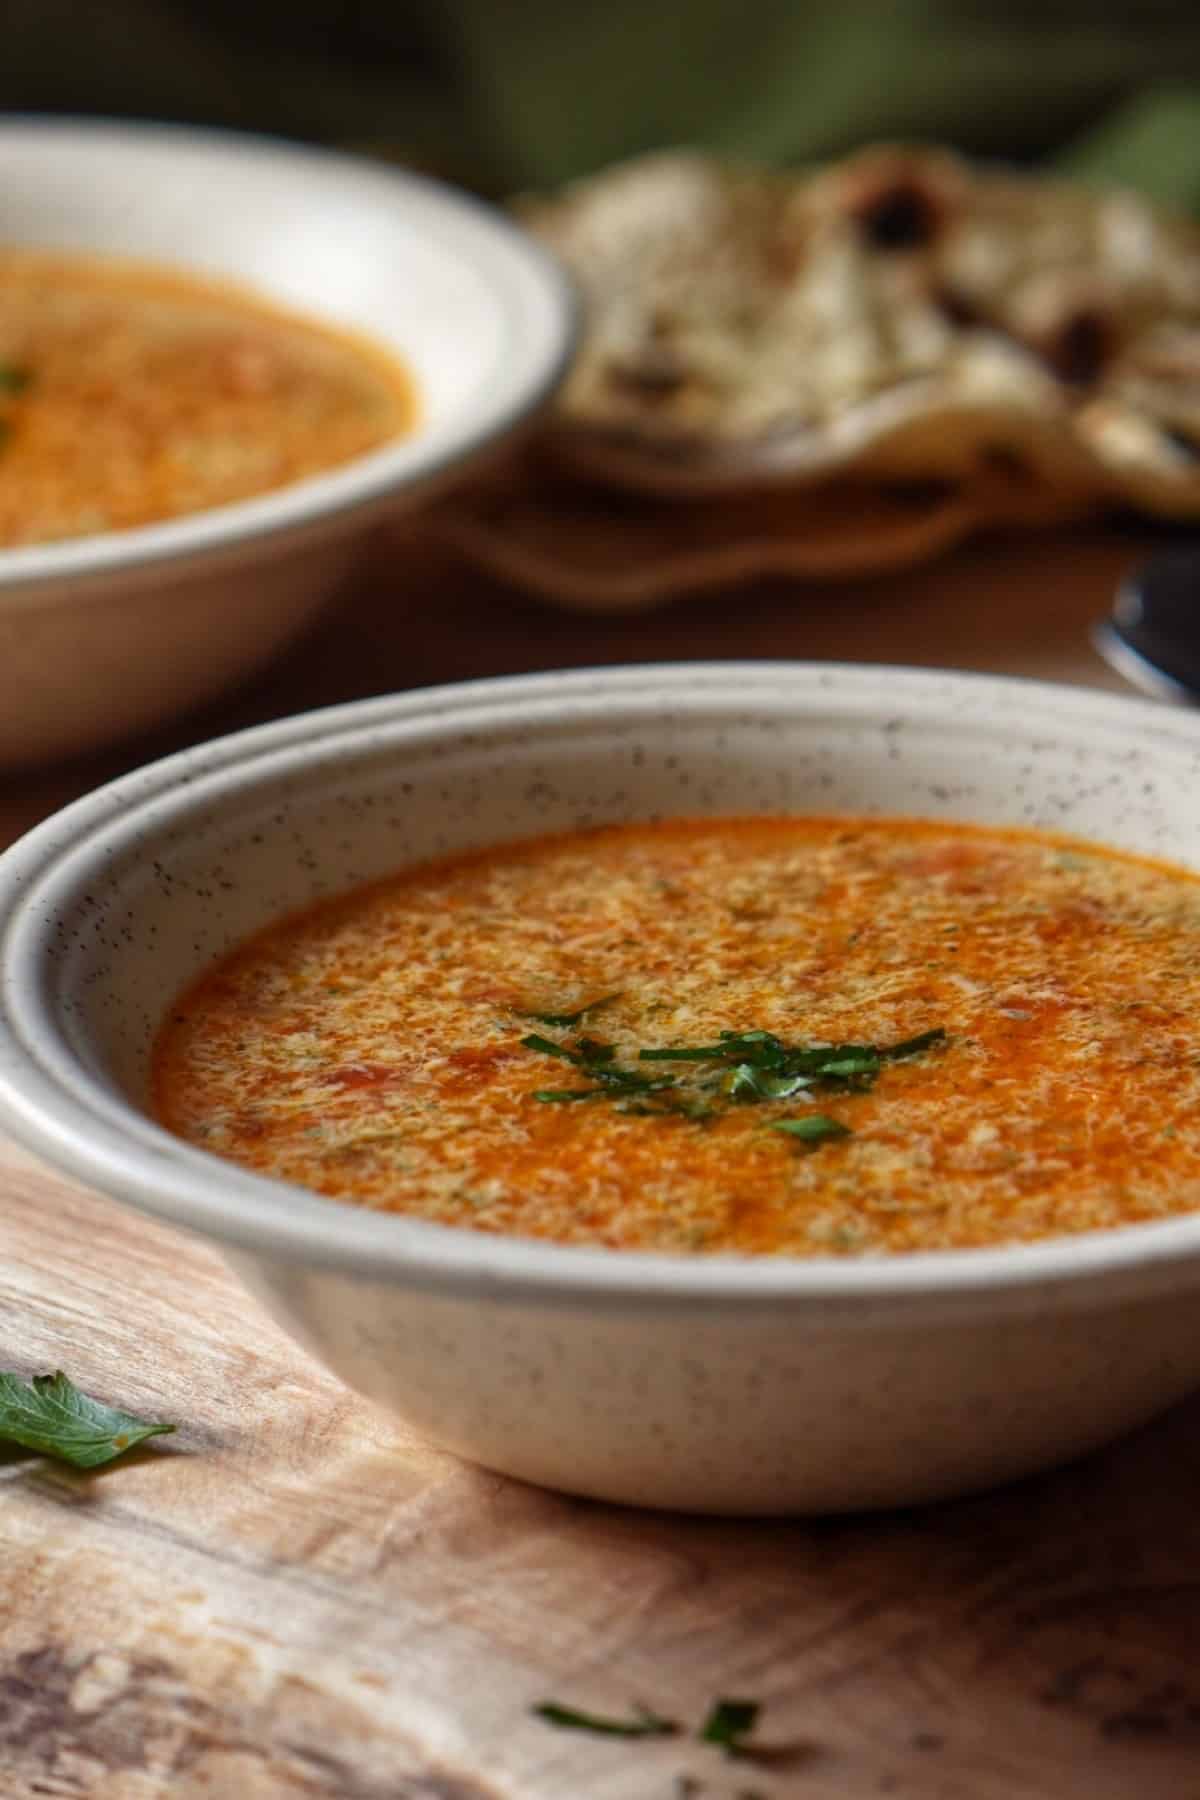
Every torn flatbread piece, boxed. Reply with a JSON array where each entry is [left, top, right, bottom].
[[428, 453, 1089, 613], [519, 144, 1200, 515]]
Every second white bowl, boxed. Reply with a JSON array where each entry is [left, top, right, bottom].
[[0, 118, 575, 765]]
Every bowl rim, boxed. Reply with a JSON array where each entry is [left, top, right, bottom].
[[0, 114, 578, 597], [6, 659, 1200, 1314]]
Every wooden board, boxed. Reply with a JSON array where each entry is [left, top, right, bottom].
[[5, 525, 1200, 1800]]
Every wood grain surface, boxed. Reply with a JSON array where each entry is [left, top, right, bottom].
[[4, 522, 1200, 1800]]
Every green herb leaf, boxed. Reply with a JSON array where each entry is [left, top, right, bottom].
[[520, 995, 620, 1028], [520, 1033, 581, 1062], [812, 1053, 879, 1079], [0, 1371, 175, 1469], [591, 1066, 672, 1094], [533, 1701, 679, 1739], [882, 1027, 947, 1060], [525, 1020, 942, 1127], [769, 1115, 852, 1144], [726, 1064, 813, 1101], [0, 362, 30, 394], [533, 1088, 607, 1103], [699, 1698, 761, 1755]]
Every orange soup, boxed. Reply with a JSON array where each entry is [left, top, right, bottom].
[[0, 250, 415, 545], [153, 816, 1200, 1255]]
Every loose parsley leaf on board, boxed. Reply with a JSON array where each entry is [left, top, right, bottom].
[[769, 1115, 852, 1144], [698, 1698, 762, 1756], [0, 362, 30, 394], [532, 1701, 680, 1739], [0, 1371, 175, 1469]]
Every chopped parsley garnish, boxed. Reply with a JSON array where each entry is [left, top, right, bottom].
[[522, 1018, 945, 1140], [519, 1032, 581, 1062], [881, 1027, 947, 1060], [0, 1370, 175, 1469], [769, 1114, 852, 1144], [725, 1064, 813, 1101], [524, 1031, 676, 1104], [520, 995, 620, 1028], [532, 1701, 679, 1739], [0, 362, 30, 394], [532, 1087, 608, 1104], [699, 1698, 761, 1756]]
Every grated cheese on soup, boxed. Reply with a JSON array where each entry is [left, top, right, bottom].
[[152, 816, 1200, 1256]]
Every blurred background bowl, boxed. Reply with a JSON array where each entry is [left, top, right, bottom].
[[0, 117, 576, 768]]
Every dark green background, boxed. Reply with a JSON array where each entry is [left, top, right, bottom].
[[4, 1, 1200, 204]]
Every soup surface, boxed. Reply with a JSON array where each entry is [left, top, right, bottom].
[[0, 250, 415, 545], [154, 816, 1200, 1255]]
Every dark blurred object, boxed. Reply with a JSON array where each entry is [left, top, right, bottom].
[[3, 0, 1200, 201], [1096, 548, 1200, 701]]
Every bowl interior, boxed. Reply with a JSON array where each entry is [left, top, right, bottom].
[[21, 665, 1200, 1102], [0, 120, 573, 582]]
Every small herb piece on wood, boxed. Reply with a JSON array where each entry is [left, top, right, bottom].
[[532, 1701, 680, 1739], [0, 362, 30, 394], [698, 1698, 761, 1756], [769, 1115, 852, 1144], [0, 1370, 175, 1469]]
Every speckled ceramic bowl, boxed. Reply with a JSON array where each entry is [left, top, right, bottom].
[[0, 118, 575, 765], [4, 664, 1200, 1514]]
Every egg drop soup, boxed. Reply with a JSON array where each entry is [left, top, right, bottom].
[[0, 249, 415, 546], [153, 816, 1200, 1256]]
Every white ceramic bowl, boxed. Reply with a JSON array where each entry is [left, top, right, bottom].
[[0, 118, 575, 766], [4, 663, 1200, 1515]]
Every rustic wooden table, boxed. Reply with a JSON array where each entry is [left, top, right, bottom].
[[4, 523, 1200, 1800]]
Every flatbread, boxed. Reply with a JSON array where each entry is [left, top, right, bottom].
[[428, 452, 1089, 613], [518, 144, 1200, 514]]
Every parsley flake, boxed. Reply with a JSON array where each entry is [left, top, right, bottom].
[[769, 1114, 851, 1144], [520, 995, 621, 1028], [519, 1033, 580, 1062], [533, 1701, 679, 1739], [699, 1698, 762, 1756], [881, 1027, 947, 1061]]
